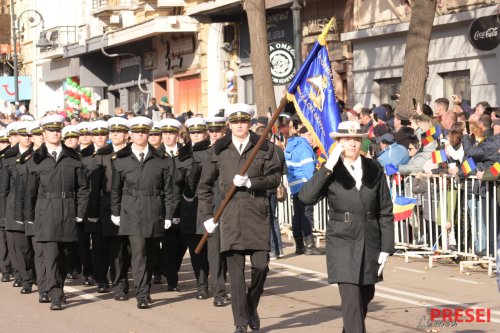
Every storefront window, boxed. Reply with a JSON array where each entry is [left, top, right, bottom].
[[129, 86, 148, 115], [441, 70, 470, 103]]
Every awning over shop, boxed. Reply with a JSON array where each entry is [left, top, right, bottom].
[[64, 16, 198, 58], [185, 0, 243, 22]]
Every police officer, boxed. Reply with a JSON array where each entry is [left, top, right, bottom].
[[110, 116, 180, 309], [1, 121, 35, 293], [24, 114, 90, 310], [93, 117, 131, 301], [198, 104, 281, 333], [203, 115, 230, 307], [299, 121, 394, 333], [157, 118, 186, 291], [179, 117, 210, 300], [0, 123, 13, 282]]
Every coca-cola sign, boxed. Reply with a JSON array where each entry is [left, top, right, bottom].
[[468, 15, 500, 51]]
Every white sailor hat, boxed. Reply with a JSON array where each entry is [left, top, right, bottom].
[[159, 118, 182, 132], [90, 120, 109, 135], [16, 121, 31, 135], [76, 122, 92, 135], [185, 118, 207, 133], [108, 117, 129, 132], [62, 125, 80, 139], [128, 116, 154, 132], [224, 103, 255, 122], [150, 121, 162, 135], [329, 121, 368, 139], [40, 115, 65, 131], [0, 129, 8, 142], [6, 122, 19, 135], [26, 121, 43, 135], [203, 116, 227, 130], [20, 114, 35, 122]]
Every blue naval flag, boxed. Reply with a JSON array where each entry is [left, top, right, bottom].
[[287, 18, 342, 163]]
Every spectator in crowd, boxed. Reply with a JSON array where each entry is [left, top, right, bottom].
[[159, 97, 173, 115], [114, 107, 126, 118], [376, 133, 410, 168], [478, 114, 493, 138], [433, 97, 449, 117], [451, 94, 473, 116], [441, 111, 457, 135], [359, 108, 373, 133], [285, 127, 323, 255], [399, 116, 437, 175]]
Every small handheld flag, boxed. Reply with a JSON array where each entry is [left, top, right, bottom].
[[490, 162, 500, 177], [431, 149, 448, 164], [393, 196, 417, 222], [461, 157, 477, 176], [421, 126, 442, 146], [385, 163, 398, 176]]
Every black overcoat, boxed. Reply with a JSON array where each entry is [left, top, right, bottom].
[[299, 157, 394, 285]]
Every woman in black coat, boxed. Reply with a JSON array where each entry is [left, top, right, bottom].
[[299, 121, 394, 333]]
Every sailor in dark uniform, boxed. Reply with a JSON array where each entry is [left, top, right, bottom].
[[111, 116, 180, 309], [203, 115, 230, 307], [0, 127, 14, 283]]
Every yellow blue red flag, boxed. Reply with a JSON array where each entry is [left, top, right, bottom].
[[287, 18, 341, 162]]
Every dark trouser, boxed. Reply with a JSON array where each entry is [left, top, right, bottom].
[[268, 192, 283, 255], [207, 228, 227, 298], [128, 236, 158, 299], [183, 234, 209, 292], [76, 223, 92, 277], [29, 236, 47, 293], [7, 231, 34, 288], [338, 283, 375, 333], [0, 227, 12, 275], [162, 228, 187, 287], [105, 236, 130, 294], [40, 241, 74, 300], [292, 194, 314, 238], [89, 229, 107, 285], [5, 231, 18, 280], [225, 250, 269, 327]]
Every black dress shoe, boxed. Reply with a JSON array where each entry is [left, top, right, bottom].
[[248, 312, 260, 331], [84, 276, 95, 286], [213, 295, 231, 307], [13, 279, 22, 287], [20, 286, 32, 294], [234, 326, 247, 333], [137, 297, 149, 309], [66, 273, 78, 280], [114, 291, 128, 301], [1, 274, 10, 282], [96, 284, 108, 293], [196, 290, 209, 300], [167, 285, 180, 292], [146, 296, 153, 304], [50, 298, 62, 310], [39, 292, 50, 303]]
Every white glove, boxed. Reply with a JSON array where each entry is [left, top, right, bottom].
[[172, 217, 181, 225], [203, 218, 218, 233], [325, 143, 343, 171], [164, 220, 172, 230], [75, 217, 83, 223], [377, 252, 390, 276], [88, 218, 99, 223], [111, 215, 121, 226], [233, 174, 251, 188]]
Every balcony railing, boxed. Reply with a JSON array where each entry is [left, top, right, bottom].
[[92, 0, 136, 12], [39, 26, 77, 57]]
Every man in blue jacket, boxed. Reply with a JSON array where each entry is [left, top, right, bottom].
[[285, 127, 323, 255]]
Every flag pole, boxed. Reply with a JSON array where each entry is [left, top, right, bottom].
[[195, 97, 288, 254]]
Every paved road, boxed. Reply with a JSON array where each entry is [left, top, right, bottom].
[[1, 241, 499, 333]]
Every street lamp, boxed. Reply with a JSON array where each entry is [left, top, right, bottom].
[[10, 4, 52, 106]]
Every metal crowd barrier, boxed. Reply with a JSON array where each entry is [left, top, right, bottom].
[[276, 173, 499, 275]]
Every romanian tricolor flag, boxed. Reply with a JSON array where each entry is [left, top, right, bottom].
[[394, 196, 417, 222], [421, 126, 442, 146], [490, 162, 500, 177], [431, 149, 448, 164], [286, 18, 341, 160], [461, 157, 477, 176]]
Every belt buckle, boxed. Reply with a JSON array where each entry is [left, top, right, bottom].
[[61, 192, 66, 199], [344, 212, 350, 223]]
